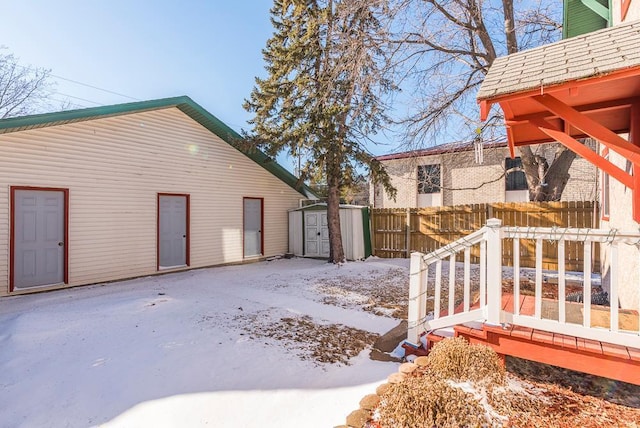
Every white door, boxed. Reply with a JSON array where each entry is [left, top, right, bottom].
[[304, 212, 330, 257], [13, 189, 66, 289], [244, 198, 263, 257], [158, 195, 188, 268]]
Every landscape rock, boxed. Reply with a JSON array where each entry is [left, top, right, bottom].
[[415, 356, 429, 367], [387, 372, 407, 384], [345, 409, 370, 428], [369, 348, 401, 363], [370, 321, 407, 362], [359, 394, 380, 410], [399, 362, 417, 374], [376, 382, 391, 396]]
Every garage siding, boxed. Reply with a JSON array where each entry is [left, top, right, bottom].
[[0, 107, 303, 295]]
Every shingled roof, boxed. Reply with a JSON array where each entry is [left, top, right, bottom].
[[477, 20, 640, 101]]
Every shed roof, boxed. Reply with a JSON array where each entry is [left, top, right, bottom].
[[0, 96, 316, 198], [477, 20, 640, 101], [289, 203, 366, 212]]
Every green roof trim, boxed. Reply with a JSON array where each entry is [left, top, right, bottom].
[[0, 96, 316, 198]]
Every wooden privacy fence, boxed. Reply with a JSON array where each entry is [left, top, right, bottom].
[[371, 201, 599, 272]]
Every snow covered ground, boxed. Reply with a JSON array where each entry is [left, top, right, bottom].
[[0, 257, 409, 428]]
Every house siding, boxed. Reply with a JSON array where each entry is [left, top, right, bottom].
[[599, 135, 640, 310], [373, 143, 597, 208], [597, 1, 640, 312], [0, 107, 303, 296]]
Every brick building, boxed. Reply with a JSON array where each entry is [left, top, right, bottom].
[[371, 141, 597, 208]]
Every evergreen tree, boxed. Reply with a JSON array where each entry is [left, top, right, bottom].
[[244, 0, 395, 263]]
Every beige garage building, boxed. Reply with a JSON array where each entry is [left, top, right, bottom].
[[0, 96, 314, 296]]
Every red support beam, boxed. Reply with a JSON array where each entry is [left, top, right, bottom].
[[506, 126, 516, 158], [531, 94, 640, 163], [529, 117, 635, 188], [622, 0, 631, 21], [506, 98, 634, 126], [480, 100, 490, 122]]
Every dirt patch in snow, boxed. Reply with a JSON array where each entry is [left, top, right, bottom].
[[314, 267, 409, 319], [233, 311, 379, 365]]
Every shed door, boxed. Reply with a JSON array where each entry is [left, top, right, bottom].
[[13, 189, 65, 289], [244, 198, 263, 257], [304, 212, 330, 257], [158, 195, 188, 268]]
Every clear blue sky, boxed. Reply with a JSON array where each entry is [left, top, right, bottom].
[[3, 1, 397, 171]]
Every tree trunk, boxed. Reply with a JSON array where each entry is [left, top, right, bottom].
[[502, 0, 518, 54], [325, 143, 345, 263], [542, 146, 577, 200], [519, 145, 577, 201], [326, 169, 345, 263]]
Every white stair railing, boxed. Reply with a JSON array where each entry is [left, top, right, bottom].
[[407, 224, 490, 343], [408, 219, 640, 349], [503, 226, 640, 349]]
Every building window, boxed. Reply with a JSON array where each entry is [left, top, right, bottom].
[[505, 157, 528, 191], [417, 164, 441, 194]]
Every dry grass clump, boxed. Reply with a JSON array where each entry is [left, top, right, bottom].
[[375, 338, 508, 427], [377, 375, 486, 428], [428, 336, 505, 385], [374, 338, 640, 427], [486, 383, 545, 424]]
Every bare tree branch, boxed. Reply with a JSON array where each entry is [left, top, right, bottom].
[[383, 0, 579, 201], [0, 48, 53, 118]]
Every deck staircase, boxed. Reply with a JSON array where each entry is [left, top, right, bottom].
[[408, 219, 640, 385]]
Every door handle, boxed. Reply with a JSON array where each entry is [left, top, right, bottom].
[[58, 242, 64, 247], [182, 235, 186, 238], [317, 232, 321, 236]]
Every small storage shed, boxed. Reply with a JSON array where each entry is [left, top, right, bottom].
[[288, 204, 372, 260]]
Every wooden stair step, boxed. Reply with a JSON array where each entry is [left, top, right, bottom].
[[454, 324, 487, 339], [576, 337, 603, 354], [509, 325, 534, 340], [628, 347, 640, 362], [601, 342, 631, 360]]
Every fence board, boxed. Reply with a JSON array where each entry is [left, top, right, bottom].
[[371, 201, 600, 272]]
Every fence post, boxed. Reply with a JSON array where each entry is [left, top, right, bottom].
[[408, 252, 426, 344], [485, 218, 503, 325], [406, 208, 411, 258]]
